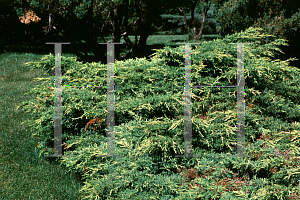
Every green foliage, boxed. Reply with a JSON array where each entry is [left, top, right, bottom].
[[17, 26, 300, 199], [253, 8, 300, 42], [215, 0, 300, 56]]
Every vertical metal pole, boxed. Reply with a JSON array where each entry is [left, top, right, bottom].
[[228, 43, 250, 158], [98, 42, 124, 157], [175, 43, 201, 158], [45, 42, 71, 158]]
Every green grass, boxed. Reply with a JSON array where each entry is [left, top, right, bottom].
[[0, 52, 84, 199]]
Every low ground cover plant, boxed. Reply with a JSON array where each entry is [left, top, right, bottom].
[[17, 27, 300, 199]]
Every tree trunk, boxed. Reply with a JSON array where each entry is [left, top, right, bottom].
[[111, 3, 124, 59], [178, 1, 212, 41], [24, 7, 26, 35], [105, 2, 127, 59], [120, 0, 133, 49], [195, 11, 206, 40], [138, 22, 150, 51], [123, 1, 150, 58], [190, 1, 197, 39], [195, 2, 211, 41], [69, 14, 107, 63]]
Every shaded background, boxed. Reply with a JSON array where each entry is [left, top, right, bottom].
[[0, 0, 299, 67]]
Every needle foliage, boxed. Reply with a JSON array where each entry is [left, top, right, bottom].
[[17, 26, 300, 199]]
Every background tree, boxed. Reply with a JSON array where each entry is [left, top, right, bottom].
[[106, 0, 198, 60], [13, 0, 62, 41], [156, 1, 225, 41], [11, 0, 117, 63], [176, 0, 222, 41], [10, 0, 144, 62], [11, 0, 211, 62], [214, 0, 300, 67], [0, 0, 26, 52], [6, 0, 253, 60]]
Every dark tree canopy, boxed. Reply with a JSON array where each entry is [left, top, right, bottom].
[[3, 0, 299, 67], [215, 0, 300, 67]]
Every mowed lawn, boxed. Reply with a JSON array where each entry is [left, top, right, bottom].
[[0, 52, 84, 199]]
